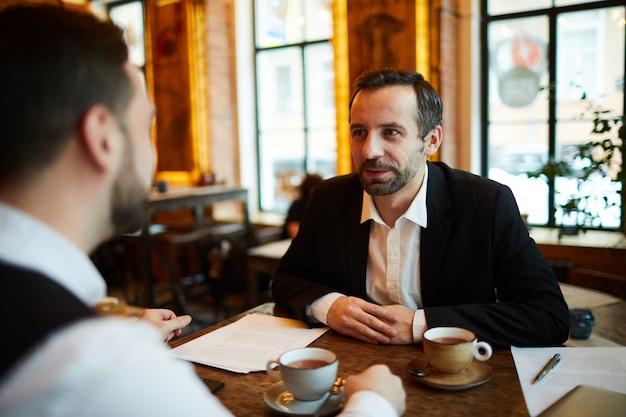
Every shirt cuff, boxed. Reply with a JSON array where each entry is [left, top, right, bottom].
[[339, 391, 398, 417], [307, 292, 345, 325], [412, 309, 427, 343]]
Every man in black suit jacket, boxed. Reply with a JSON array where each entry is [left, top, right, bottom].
[[272, 69, 569, 349]]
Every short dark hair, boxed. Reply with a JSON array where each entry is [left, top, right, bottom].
[[0, 5, 131, 184], [349, 68, 443, 139]]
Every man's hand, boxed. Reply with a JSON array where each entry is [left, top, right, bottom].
[[381, 304, 415, 344], [326, 296, 398, 344], [344, 364, 406, 416], [139, 308, 192, 343]]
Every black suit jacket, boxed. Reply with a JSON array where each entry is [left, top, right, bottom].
[[272, 162, 569, 348]]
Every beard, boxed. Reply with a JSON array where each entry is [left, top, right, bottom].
[[357, 147, 424, 196], [110, 138, 150, 236]]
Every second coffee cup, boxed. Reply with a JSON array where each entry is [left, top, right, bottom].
[[423, 327, 492, 374], [266, 347, 338, 401]]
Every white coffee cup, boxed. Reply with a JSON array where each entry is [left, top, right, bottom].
[[266, 347, 338, 401], [423, 327, 492, 374]]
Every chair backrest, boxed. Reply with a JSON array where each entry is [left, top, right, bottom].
[[566, 267, 626, 299]]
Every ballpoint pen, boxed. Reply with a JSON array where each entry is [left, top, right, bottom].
[[533, 353, 561, 384]]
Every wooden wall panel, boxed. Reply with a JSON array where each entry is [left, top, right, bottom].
[[148, 0, 194, 173], [437, 0, 460, 167], [204, 0, 239, 186], [346, 0, 416, 88]]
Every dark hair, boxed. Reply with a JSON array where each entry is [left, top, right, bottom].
[[349, 68, 443, 139], [300, 173, 323, 202], [0, 5, 131, 183]]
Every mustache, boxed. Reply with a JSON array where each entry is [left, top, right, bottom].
[[359, 159, 398, 172]]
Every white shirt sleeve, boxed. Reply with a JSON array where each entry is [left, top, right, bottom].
[[0, 318, 234, 417], [412, 309, 427, 343], [308, 292, 345, 324], [338, 391, 399, 417]]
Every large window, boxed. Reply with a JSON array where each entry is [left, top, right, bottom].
[[254, 0, 336, 212], [483, 0, 624, 229]]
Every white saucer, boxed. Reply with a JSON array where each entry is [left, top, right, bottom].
[[264, 381, 345, 416]]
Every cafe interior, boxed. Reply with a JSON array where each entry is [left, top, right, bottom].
[[4, 0, 625, 415]]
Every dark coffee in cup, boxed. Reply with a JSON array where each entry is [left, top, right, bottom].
[[266, 347, 338, 401], [288, 359, 329, 369], [433, 337, 468, 345]]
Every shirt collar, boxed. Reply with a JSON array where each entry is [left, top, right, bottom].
[[0, 202, 107, 306], [361, 163, 429, 228]]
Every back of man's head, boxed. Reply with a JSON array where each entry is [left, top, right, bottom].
[[0, 5, 131, 186]]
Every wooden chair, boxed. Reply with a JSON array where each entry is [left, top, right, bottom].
[[565, 266, 626, 299], [151, 221, 257, 317]]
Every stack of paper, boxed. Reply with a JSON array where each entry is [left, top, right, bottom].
[[511, 346, 626, 416], [170, 313, 329, 373]]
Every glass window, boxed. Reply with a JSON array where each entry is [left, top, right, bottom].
[[487, 0, 551, 16], [255, 0, 335, 212], [483, 2, 624, 230], [108, 0, 146, 68]]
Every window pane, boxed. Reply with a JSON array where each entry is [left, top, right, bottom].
[[304, 0, 333, 41], [304, 42, 336, 178], [259, 131, 306, 212], [108, 1, 145, 68], [255, 0, 305, 47], [489, 123, 550, 225], [306, 128, 336, 177], [304, 43, 335, 128], [555, 0, 603, 7], [554, 7, 624, 228], [487, 15, 551, 225], [488, 16, 549, 111], [304, 43, 336, 177], [254, 0, 335, 213], [487, 0, 550, 16], [257, 47, 304, 130]]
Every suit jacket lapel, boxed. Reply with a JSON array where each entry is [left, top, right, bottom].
[[344, 185, 370, 299], [420, 163, 452, 305]]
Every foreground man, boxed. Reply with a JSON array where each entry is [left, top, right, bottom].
[[0, 6, 405, 416], [273, 68, 569, 349]]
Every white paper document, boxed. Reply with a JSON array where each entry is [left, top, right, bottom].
[[511, 346, 626, 417], [170, 313, 329, 374]]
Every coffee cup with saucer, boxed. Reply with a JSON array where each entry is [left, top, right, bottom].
[[408, 327, 494, 390], [265, 347, 344, 415]]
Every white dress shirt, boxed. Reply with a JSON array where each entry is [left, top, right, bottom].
[[311, 166, 429, 343], [0, 203, 396, 417], [0, 203, 231, 417]]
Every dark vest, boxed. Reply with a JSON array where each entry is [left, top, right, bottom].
[[0, 260, 96, 379]]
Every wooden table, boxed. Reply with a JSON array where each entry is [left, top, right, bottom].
[[140, 185, 250, 308], [246, 239, 291, 306], [170, 297, 626, 417]]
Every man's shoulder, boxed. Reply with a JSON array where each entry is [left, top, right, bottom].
[[429, 161, 507, 192], [317, 173, 361, 193], [306, 174, 362, 215]]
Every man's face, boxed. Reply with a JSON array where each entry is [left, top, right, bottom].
[[110, 64, 156, 235], [349, 85, 428, 196]]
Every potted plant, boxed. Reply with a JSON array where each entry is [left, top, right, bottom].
[[526, 97, 624, 238]]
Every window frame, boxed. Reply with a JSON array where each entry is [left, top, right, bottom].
[[480, 0, 626, 230], [252, 0, 336, 214]]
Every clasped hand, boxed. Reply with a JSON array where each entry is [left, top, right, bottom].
[[326, 296, 415, 344]]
